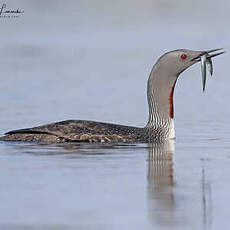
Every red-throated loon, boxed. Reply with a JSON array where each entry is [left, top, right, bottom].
[[0, 49, 224, 143]]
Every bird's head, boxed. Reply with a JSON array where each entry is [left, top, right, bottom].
[[147, 48, 224, 124], [155, 48, 224, 76]]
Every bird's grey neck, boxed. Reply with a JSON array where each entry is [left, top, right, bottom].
[[145, 66, 177, 139]]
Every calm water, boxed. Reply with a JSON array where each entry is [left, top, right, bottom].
[[0, 0, 230, 229]]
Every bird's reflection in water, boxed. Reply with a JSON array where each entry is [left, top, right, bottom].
[[9, 140, 213, 228], [147, 141, 213, 229], [147, 140, 176, 227]]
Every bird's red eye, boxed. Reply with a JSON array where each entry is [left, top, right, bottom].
[[181, 54, 187, 60]]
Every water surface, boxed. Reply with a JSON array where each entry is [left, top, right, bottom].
[[1, 139, 230, 229]]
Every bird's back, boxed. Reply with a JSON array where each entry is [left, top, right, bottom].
[[0, 120, 147, 143]]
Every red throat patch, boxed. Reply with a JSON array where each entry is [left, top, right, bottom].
[[169, 80, 177, 118]]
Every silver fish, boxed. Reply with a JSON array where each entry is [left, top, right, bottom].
[[206, 57, 213, 76], [201, 54, 207, 92]]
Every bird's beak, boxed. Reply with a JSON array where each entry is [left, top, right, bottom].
[[191, 48, 225, 62]]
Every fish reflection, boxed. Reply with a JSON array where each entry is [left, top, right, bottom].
[[201, 158, 212, 229]]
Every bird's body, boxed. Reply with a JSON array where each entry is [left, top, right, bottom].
[[1, 120, 146, 143], [0, 120, 171, 143], [0, 49, 223, 143]]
